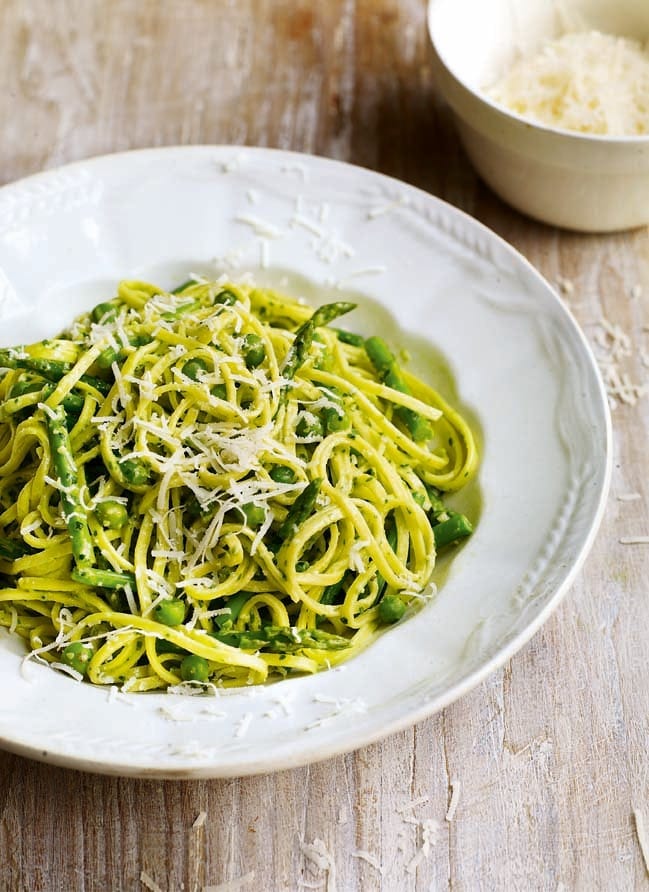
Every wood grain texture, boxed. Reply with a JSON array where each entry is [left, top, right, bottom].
[[0, 1, 648, 890]]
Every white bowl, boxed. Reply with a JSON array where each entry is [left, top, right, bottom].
[[428, 0, 649, 232]]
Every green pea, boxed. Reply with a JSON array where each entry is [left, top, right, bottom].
[[154, 598, 186, 626], [91, 302, 119, 324], [119, 458, 150, 486], [269, 465, 296, 484], [378, 595, 406, 624], [182, 357, 209, 381], [180, 654, 210, 682], [211, 383, 228, 400], [296, 414, 324, 438], [96, 346, 120, 369], [215, 289, 237, 306], [242, 503, 266, 528], [243, 333, 265, 369], [296, 560, 309, 573], [95, 500, 129, 530], [61, 641, 93, 675]]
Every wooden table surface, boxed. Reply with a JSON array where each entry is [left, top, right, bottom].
[[1, 2, 648, 890]]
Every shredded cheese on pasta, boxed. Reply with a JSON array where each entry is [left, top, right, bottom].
[[0, 279, 477, 690]]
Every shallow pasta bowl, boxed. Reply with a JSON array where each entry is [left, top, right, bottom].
[[428, 0, 649, 231], [0, 146, 610, 777]]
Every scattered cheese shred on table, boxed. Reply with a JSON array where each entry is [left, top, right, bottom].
[[634, 809, 649, 877], [488, 31, 649, 135], [406, 819, 441, 874], [586, 316, 649, 409], [140, 872, 164, 892], [446, 778, 461, 822], [300, 838, 337, 892], [193, 810, 207, 829]]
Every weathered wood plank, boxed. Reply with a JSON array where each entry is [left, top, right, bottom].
[[0, 1, 648, 890]]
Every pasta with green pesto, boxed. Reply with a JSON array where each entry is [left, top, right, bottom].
[[0, 278, 478, 690]]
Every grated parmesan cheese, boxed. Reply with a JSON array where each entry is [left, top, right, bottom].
[[556, 276, 574, 296], [140, 871, 164, 892], [488, 31, 649, 136], [634, 809, 649, 877], [234, 712, 253, 738], [234, 214, 284, 239], [367, 197, 408, 219], [49, 661, 84, 682], [586, 316, 649, 409], [193, 810, 207, 829], [406, 818, 441, 874], [306, 694, 367, 730], [445, 777, 461, 822], [300, 838, 336, 892]]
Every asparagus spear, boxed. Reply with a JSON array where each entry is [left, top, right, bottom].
[[276, 478, 322, 541], [4, 381, 85, 417], [161, 300, 201, 321], [432, 512, 473, 548], [332, 328, 364, 347], [71, 567, 136, 590], [364, 336, 432, 442], [278, 302, 356, 406], [420, 482, 472, 547], [43, 403, 95, 568], [0, 352, 111, 395], [211, 625, 349, 652], [424, 483, 446, 517]]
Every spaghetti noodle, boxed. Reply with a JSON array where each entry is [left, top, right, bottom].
[[0, 278, 477, 690]]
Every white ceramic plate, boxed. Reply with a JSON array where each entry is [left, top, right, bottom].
[[0, 147, 610, 777]]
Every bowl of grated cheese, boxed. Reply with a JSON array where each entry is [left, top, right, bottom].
[[428, 0, 649, 231]]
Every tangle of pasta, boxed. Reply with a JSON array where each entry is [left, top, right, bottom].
[[0, 278, 477, 691]]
